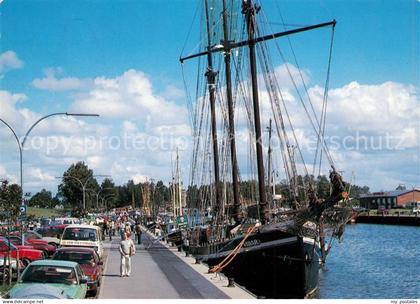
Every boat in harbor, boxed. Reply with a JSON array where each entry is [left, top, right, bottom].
[[179, 0, 353, 298]]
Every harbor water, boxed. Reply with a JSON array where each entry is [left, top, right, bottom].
[[319, 223, 420, 298]]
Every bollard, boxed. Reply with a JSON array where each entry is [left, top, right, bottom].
[[7, 250, 12, 285], [185, 251, 189, 257], [177, 246, 182, 252], [2, 255, 6, 285], [227, 277, 235, 287], [195, 258, 200, 264]]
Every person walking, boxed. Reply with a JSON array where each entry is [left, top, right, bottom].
[[124, 222, 132, 236], [111, 220, 115, 236], [119, 232, 135, 277], [135, 222, 142, 245]]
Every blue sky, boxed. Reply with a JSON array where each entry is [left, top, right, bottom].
[[0, 0, 418, 195], [2, 0, 417, 95]]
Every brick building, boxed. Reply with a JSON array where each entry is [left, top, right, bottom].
[[359, 189, 420, 209]]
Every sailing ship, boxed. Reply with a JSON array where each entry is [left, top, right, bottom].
[[179, 0, 353, 298], [166, 149, 184, 247]]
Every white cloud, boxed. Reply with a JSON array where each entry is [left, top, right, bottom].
[[1, 64, 418, 194], [0, 51, 24, 76], [308, 81, 419, 148], [27, 167, 55, 182], [32, 67, 91, 91], [71, 70, 188, 128], [162, 84, 185, 100], [131, 174, 148, 184], [273, 64, 310, 89], [0, 165, 16, 183]]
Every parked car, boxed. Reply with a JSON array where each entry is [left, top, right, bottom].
[[13, 230, 60, 247], [52, 247, 103, 296], [5, 284, 72, 299], [0, 237, 45, 266], [6, 235, 56, 256], [53, 218, 82, 225], [376, 207, 389, 215], [6, 260, 88, 299], [35, 225, 66, 246], [352, 207, 368, 213], [412, 207, 420, 214], [60, 225, 103, 258]]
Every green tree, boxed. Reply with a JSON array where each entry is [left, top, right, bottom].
[[57, 161, 99, 211], [316, 175, 331, 199], [350, 184, 370, 198], [28, 189, 56, 208], [0, 180, 22, 221], [99, 178, 117, 209], [152, 180, 169, 214]]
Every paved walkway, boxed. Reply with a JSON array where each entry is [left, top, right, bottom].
[[99, 234, 229, 299]]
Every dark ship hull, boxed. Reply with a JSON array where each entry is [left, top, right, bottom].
[[188, 226, 319, 298]]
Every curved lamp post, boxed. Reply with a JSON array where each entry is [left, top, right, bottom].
[[56, 175, 110, 210], [0, 112, 99, 207], [101, 194, 116, 211], [86, 187, 115, 210]]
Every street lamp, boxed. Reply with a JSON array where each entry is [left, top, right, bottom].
[[56, 175, 110, 210], [0, 112, 99, 210], [101, 194, 116, 211], [86, 187, 115, 210]]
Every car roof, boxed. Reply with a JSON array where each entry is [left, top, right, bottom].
[[55, 247, 96, 253], [29, 259, 78, 267], [64, 224, 100, 230]]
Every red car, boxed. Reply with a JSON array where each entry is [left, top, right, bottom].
[[20, 230, 60, 247], [52, 247, 103, 296], [6, 235, 56, 257], [0, 237, 45, 266]]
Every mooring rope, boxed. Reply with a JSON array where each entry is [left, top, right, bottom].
[[208, 224, 257, 273]]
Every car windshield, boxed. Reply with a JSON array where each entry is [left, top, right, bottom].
[[21, 265, 78, 285], [7, 236, 23, 245], [53, 251, 95, 265], [0, 238, 18, 250], [62, 228, 97, 241], [36, 228, 63, 238]]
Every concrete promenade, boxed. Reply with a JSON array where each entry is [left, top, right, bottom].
[[99, 233, 233, 299]]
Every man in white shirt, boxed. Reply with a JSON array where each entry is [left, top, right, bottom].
[[119, 232, 135, 277]]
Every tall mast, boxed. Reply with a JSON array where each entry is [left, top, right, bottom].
[[171, 155, 176, 218], [243, 0, 269, 224], [267, 118, 272, 214], [204, 0, 221, 223], [181, 0, 336, 224], [177, 149, 183, 216], [222, 0, 241, 225]]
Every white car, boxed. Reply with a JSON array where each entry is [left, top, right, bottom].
[[60, 224, 103, 258]]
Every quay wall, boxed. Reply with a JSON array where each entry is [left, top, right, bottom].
[[356, 215, 420, 226]]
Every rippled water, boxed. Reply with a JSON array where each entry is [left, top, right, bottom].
[[319, 224, 420, 298]]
